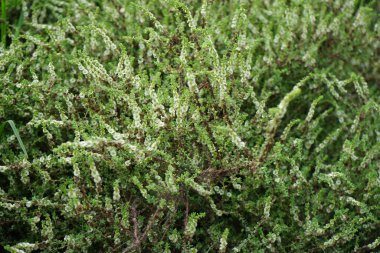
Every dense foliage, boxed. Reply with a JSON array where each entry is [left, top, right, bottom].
[[1, 0, 379, 252]]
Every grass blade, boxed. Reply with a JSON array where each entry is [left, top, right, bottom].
[[5, 120, 28, 158], [14, 0, 24, 39], [1, 0, 6, 47], [0, 121, 5, 136]]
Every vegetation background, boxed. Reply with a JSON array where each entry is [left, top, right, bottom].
[[0, 0, 379, 252]]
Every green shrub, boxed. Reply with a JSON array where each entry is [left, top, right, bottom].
[[0, 0, 379, 252]]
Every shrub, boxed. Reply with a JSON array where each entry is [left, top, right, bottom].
[[0, 0, 379, 252]]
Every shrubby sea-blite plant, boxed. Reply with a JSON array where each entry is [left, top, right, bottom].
[[0, 0, 379, 252]]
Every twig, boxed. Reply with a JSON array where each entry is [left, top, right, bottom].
[[184, 195, 189, 229], [131, 205, 140, 245], [122, 207, 161, 253]]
